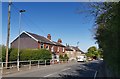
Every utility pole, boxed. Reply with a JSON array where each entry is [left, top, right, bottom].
[[5, 0, 12, 68]]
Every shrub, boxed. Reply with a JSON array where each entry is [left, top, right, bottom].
[[1, 45, 10, 62], [9, 48, 18, 61], [59, 54, 69, 61], [59, 54, 63, 60], [1, 45, 6, 62], [9, 48, 52, 61], [64, 54, 69, 60]]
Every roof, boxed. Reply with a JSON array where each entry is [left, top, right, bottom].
[[71, 46, 84, 54], [26, 32, 54, 45], [11, 31, 65, 47], [53, 41, 65, 47], [65, 46, 73, 51]]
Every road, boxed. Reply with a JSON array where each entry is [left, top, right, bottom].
[[3, 60, 102, 78]]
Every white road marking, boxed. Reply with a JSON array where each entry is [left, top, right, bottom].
[[44, 72, 58, 77], [61, 68, 71, 72], [44, 67, 71, 77], [94, 71, 98, 79]]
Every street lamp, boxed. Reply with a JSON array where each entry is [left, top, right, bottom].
[[77, 41, 79, 47], [17, 10, 26, 71]]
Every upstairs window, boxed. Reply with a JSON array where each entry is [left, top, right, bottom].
[[46, 45, 49, 50], [41, 43, 44, 49], [51, 46, 54, 52]]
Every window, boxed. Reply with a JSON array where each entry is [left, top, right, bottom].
[[57, 47, 59, 52], [41, 43, 44, 49], [63, 48, 65, 52], [51, 46, 54, 52], [46, 45, 49, 50]]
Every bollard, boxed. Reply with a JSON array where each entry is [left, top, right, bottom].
[[29, 61, 31, 69]]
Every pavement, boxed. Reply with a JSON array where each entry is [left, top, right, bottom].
[[2, 60, 103, 78]]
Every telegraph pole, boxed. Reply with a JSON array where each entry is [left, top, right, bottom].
[[5, 0, 12, 68]]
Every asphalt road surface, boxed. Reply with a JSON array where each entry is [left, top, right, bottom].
[[3, 60, 102, 78]]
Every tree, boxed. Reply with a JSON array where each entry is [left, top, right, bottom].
[[93, 2, 120, 76], [86, 46, 97, 57], [86, 46, 102, 59]]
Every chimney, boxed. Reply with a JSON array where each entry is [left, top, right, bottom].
[[57, 39, 62, 43], [47, 34, 51, 40]]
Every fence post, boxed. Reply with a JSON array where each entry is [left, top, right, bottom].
[[50, 60, 52, 66], [53, 60, 54, 64], [29, 60, 31, 69], [38, 60, 39, 68], [45, 60, 46, 67], [17, 61, 20, 71], [59, 60, 60, 64], [1, 62, 3, 74]]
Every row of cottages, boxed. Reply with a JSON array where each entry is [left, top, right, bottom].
[[65, 46, 85, 61], [11, 31, 65, 62]]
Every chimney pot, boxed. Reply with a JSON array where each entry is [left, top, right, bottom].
[[58, 39, 62, 43], [47, 34, 51, 40]]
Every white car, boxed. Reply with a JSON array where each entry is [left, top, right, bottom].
[[77, 56, 86, 62]]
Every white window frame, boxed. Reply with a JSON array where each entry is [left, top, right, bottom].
[[51, 46, 54, 52], [63, 47, 65, 52], [57, 47, 59, 52]]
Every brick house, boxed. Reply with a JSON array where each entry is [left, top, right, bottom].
[[11, 31, 65, 62], [65, 46, 84, 61]]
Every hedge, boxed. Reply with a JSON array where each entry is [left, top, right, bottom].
[[1, 45, 6, 62], [2, 48, 52, 61], [59, 54, 69, 61]]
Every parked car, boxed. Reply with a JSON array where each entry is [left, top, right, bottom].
[[77, 56, 86, 62], [88, 57, 93, 61]]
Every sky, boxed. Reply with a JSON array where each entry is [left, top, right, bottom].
[[2, 2, 98, 52]]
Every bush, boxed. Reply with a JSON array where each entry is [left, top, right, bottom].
[[9, 48, 18, 61], [59, 54, 63, 60], [9, 49, 52, 61], [64, 54, 69, 60], [1, 45, 6, 62], [59, 54, 69, 61]]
